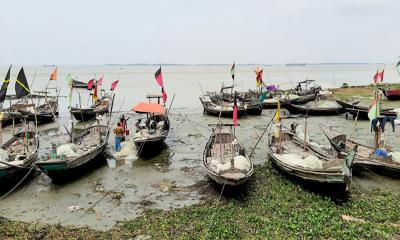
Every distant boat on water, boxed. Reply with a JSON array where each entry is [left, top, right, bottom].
[[286, 63, 306, 67]]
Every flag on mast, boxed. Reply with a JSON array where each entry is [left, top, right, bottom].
[[233, 94, 238, 127], [15, 67, 30, 98], [368, 96, 380, 121], [0, 65, 11, 105], [155, 66, 163, 87], [231, 62, 235, 81], [378, 69, 384, 82], [162, 87, 167, 104], [110, 80, 119, 91], [97, 75, 104, 87], [87, 79, 95, 90], [50, 67, 57, 80], [274, 99, 280, 123], [255, 66, 263, 87]]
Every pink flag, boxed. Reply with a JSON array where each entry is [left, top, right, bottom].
[[233, 96, 237, 127], [162, 87, 167, 103], [110, 80, 119, 91], [373, 70, 379, 84], [379, 69, 384, 82], [97, 76, 104, 87], [87, 79, 95, 90], [154, 67, 163, 87]]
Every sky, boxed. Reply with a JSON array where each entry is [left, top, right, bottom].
[[0, 0, 399, 65]]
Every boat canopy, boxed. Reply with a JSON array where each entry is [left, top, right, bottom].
[[131, 102, 165, 115]]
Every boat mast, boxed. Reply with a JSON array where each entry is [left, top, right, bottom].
[[303, 80, 309, 150]]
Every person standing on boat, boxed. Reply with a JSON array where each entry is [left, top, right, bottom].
[[113, 122, 124, 152], [119, 115, 128, 141]]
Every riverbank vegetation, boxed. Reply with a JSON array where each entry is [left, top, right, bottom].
[[1, 162, 400, 239]]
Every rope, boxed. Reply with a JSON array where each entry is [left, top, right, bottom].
[[0, 165, 36, 200], [219, 177, 228, 201], [249, 110, 278, 158]]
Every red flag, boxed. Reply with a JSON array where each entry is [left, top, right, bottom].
[[255, 67, 263, 86], [233, 96, 237, 127], [110, 80, 119, 91], [87, 79, 95, 90], [379, 69, 384, 82], [97, 75, 104, 87], [373, 71, 379, 84], [154, 67, 163, 87], [162, 87, 167, 103], [50, 67, 57, 80]]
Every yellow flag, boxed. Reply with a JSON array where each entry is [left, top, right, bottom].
[[274, 99, 280, 122]]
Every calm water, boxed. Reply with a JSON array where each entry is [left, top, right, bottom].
[[0, 64, 399, 229]]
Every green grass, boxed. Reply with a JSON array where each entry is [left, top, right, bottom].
[[1, 162, 400, 239]]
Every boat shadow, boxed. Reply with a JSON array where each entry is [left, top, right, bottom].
[[207, 177, 251, 200], [137, 143, 169, 160]]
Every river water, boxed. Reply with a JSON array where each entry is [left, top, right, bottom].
[[0, 64, 399, 229]]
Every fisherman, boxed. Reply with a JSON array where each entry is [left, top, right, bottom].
[[113, 122, 124, 152], [135, 119, 142, 132], [120, 115, 128, 141]]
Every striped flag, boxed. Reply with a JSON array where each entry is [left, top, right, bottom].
[[368, 96, 380, 121], [255, 67, 263, 87], [0, 65, 11, 105], [110, 80, 119, 91], [155, 66, 163, 87], [15, 67, 30, 98], [231, 62, 235, 80]]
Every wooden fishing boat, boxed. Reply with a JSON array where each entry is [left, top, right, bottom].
[[263, 93, 317, 109], [382, 88, 400, 101], [17, 98, 58, 124], [267, 125, 355, 192], [70, 96, 110, 121], [0, 123, 39, 186], [210, 94, 263, 116], [203, 124, 253, 186], [132, 101, 170, 156], [283, 101, 344, 116], [36, 124, 109, 183], [0, 111, 23, 127], [320, 125, 400, 175], [207, 86, 263, 116], [335, 99, 361, 109], [72, 79, 88, 89], [200, 96, 246, 118], [345, 108, 396, 120], [293, 80, 321, 96]]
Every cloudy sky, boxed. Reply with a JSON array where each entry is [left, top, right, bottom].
[[0, 0, 399, 65]]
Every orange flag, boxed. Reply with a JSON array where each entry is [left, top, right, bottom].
[[50, 67, 57, 80]]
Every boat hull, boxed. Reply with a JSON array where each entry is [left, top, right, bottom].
[[383, 89, 400, 101], [345, 108, 396, 120], [70, 107, 108, 121], [284, 103, 344, 116], [36, 142, 107, 183]]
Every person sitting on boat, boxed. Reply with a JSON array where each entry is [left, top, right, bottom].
[[113, 123, 125, 152], [135, 119, 142, 132], [149, 120, 157, 134]]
